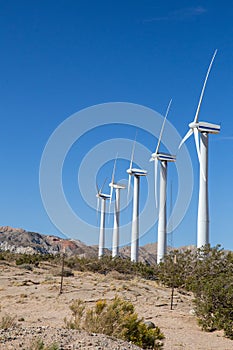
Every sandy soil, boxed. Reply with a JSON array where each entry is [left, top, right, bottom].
[[0, 261, 232, 349]]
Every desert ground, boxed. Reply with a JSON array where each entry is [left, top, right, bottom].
[[0, 260, 232, 349]]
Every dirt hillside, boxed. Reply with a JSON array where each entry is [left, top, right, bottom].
[[0, 261, 232, 349]]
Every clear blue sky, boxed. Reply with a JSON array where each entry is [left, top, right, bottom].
[[1, 1, 233, 250]]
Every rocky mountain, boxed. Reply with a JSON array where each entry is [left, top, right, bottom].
[[0, 226, 98, 258], [119, 243, 158, 264], [0, 226, 158, 263]]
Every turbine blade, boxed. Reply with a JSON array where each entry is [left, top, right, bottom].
[[108, 186, 113, 223], [127, 174, 131, 203], [96, 196, 100, 223], [193, 127, 200, 159], [111, 154, 118, 185], [179, 129, 193, 149], [194, 50, 217, 123], [155, 99, 172, 154], [109, 154, 118, 218], [96, 180, 99, 194], [154, 158, 159, 208], [100, 177, 108, 194], [109, 186, 113, 206], [108, 186, 113, 216], [194, 128, 206, 181], [130, 132, 137, 170], [127, 132, 137, 204]]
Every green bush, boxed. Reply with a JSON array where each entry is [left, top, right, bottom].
[[65, 256, 158, 280], [158, 245, 233, 340], [157, 249, 197, 289], [1, 251, 158, 280], [0, 250, 18, 262], [15, 253, 55, 266], [65, 296, 164, 349], [0, 252, 6, 260], [192, 247, 233, 339]]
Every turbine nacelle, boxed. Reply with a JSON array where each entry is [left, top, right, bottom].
[[150, 152, 176, 162], [189, 121, 220, 134], [96, 193, 111, 200], [126, 168, 147, 176], [109, 182, 126, 190], [198, 121, 220, 134]]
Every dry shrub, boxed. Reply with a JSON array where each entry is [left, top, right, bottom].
[[28, 338, 59, 350], [0, 314, 16, 329], [64, 299, 85, 330], [107, 270, 131, 280], [65, 296, 164, 349]]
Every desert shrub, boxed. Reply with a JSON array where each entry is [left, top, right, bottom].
[[19, 263, 33, 271], [158, 245, 233, 339], [107, 270, 131, 280], [65, 296, 164, 349], [0, 314, 16, 329], [157, 249, 197, 289], [0, 250, 18, 262], [52, 267, 74, 277], [64, 299, 85, 329], [191, 247, 233, 339], [135, 261, 158, 280], [65, 256, 158, 280], [66, 256, 134, 274], [15, 253, 55, 266], [0, 252, 6, 260], [28, 338, 59, 350]]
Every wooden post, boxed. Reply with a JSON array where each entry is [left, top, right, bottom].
[[170, 285, 174, 310], [59, 252, 65, 295], [170, 254, 177, 310]]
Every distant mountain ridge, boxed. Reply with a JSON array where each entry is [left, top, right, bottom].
[[0, 226, 159, 263], [0, 226, 98, 258]]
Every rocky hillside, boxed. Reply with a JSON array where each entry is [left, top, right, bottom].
[[119, 243, 158, 264], [0, 226, 98, 257], [0, 226, 158, 263]]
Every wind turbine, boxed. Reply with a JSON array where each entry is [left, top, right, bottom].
[[179, 50, 220, 248], [150, 100, 176, 264], [96, 179, 111, 258], [127, 138, 147, 262], [109, 156, 125, 258]]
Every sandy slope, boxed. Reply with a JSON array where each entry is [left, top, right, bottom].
[[0, 261, 232, 349]]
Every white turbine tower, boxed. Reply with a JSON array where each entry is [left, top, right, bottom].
[[96, 179, 111, 258], [179, 50, 220, 248], [109, 157, 125, 258], [127, 139, 147, 262], [150, 100, 176, 264]]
